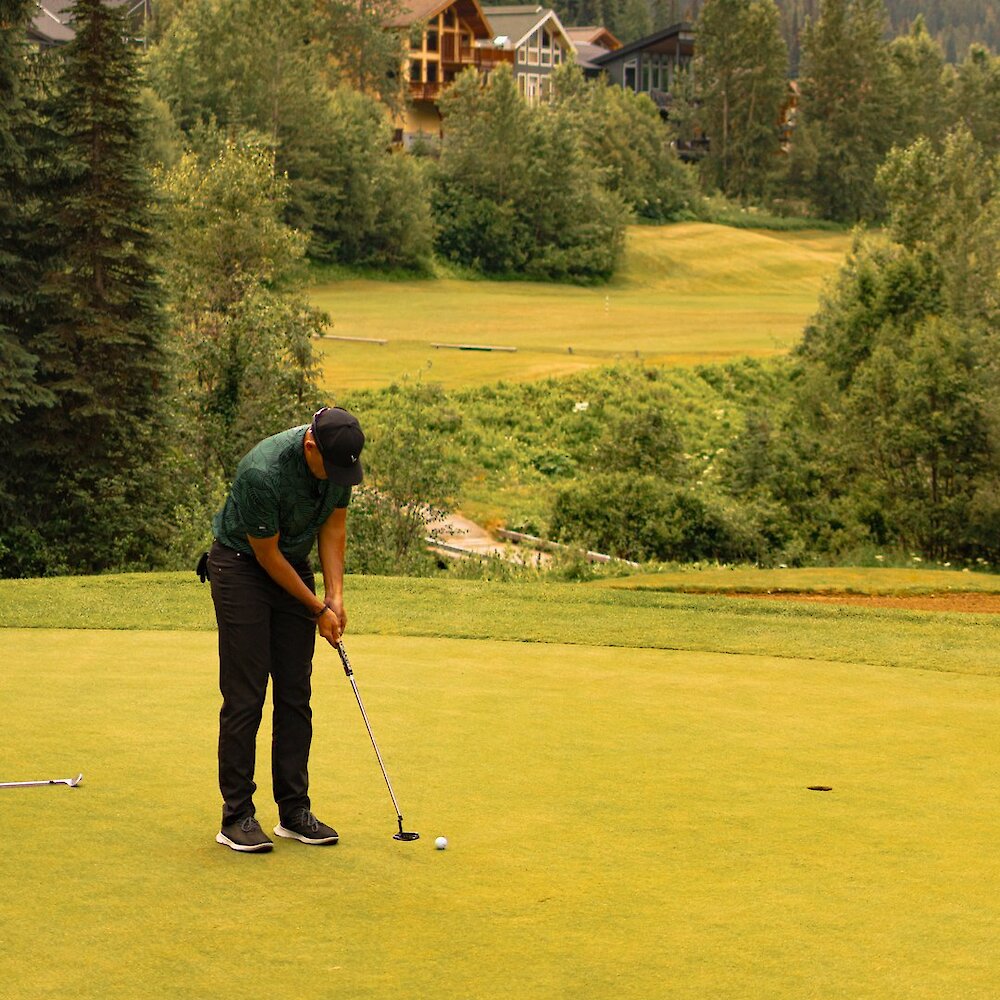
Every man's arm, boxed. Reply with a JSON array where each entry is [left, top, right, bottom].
[[246, 533, 341, 646], [316, 506, 348, 634]]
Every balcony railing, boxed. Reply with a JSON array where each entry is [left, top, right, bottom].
[[409, 81, 442, 101]]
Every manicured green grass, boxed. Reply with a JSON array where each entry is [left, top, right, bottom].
[[599, 565, 1000, 595], [3, 622, 999, 999], [4, 570, 1000, 675], [309, 223, 851, 392]]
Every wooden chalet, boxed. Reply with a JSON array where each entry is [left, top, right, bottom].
[[388, 0, 513, 146], [481, 5, 574, 105]]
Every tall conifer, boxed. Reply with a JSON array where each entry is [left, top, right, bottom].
[[798, 0, 895, 220], [2, 0, 167, 575], [696, 0, 789, 201], [0, 0, 53, 425]]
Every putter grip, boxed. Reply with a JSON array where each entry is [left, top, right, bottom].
[[336, 642, 353, 677]]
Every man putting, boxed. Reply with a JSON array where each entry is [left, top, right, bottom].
[[208, 406, 364, 853]]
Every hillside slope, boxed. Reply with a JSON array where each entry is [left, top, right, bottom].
[[311, 223, 850, 392]]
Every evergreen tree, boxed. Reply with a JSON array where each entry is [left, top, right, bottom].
[[317, 0, 407, 111], [876, 127, 999, 329], [888, 15, 952, 149], [0, 0, 53, 425], [696, 0, 789, 201], [798, 0, 895, 220], [616, 0, 653, 42], [434, 66, 627, 281], [1, 0, 167, 575], [954, 43, 1000, 156]]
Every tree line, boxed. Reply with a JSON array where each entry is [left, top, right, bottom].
[[346, 128, 1000, 569], [0, 0, 702, 579], [537, 0, 999, 56], [691, 0, 999, 218], [1, 0, 998, 575]]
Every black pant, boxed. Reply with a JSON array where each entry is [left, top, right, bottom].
[[209, 540, 317, 826]]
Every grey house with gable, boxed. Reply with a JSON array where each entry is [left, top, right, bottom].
[[481, 4, 574, 104]]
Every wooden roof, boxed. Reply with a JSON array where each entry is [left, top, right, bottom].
[[386, 0, 493, 39], [564, 25, 621, 51]]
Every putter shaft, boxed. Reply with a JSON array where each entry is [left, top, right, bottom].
[[336, 642, 418, 841], [0, 773, 83, 789]]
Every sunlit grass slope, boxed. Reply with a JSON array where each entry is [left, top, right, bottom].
[[309, 223, 851, 391], [3, 624, 998, 999]]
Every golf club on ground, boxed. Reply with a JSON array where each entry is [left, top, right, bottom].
[[0, 773, 83, 789], [335, 641, 419, 842]]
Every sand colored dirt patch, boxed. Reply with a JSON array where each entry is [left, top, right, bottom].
[[726, 591, 1000, 614]]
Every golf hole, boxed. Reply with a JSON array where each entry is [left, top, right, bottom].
[[807, 785, 833, 792]]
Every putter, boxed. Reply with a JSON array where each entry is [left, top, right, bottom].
[[0, 773, 83, 789], [335, 641, 419, 842]]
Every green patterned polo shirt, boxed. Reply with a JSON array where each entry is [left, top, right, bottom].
[[212, 426, 352, 562]]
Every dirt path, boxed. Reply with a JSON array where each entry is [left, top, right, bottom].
[[724, 592, 1000, 614], [425, 513, 549, 565]]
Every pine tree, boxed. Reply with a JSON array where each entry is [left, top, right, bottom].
[[696, 0, 789, 201], [617, 0, 653, 42], [798, 0, 895, 220], [1, 0, 167, 575], [0, 0, 53, 425], [888, 15, 952, 148], [954, 43, 1000, 156]]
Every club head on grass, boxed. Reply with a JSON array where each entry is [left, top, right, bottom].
[[394, 830, 420, 842]]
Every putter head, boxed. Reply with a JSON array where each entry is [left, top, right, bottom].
[[68, 773, 83, 787], [394, 831, 420, 842]]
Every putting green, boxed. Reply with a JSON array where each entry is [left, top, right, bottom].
[[2, 629, 998, 998]]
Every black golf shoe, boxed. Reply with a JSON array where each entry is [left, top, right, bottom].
[[274, 808, 339, 845], [216, 815, 274, 853]]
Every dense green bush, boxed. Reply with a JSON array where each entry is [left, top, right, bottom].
[[552, 64, 700, 223], [434, 66, 627, 282], [147, 0, 431, 269], [550, 474, 756, 563]]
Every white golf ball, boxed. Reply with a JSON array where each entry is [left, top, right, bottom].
[[435, 836, 448, 850]]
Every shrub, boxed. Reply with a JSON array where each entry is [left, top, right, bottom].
[[551, 473, 755, 563]]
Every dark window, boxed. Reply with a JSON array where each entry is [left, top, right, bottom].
[[427, 29, 439, 52], [426, 60, 438, 82], [410, 59, 422, 82]]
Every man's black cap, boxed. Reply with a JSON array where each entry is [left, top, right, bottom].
[[311, 406, 364, 486]]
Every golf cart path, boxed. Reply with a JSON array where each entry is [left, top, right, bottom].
[[427, 513, 550, 565]]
